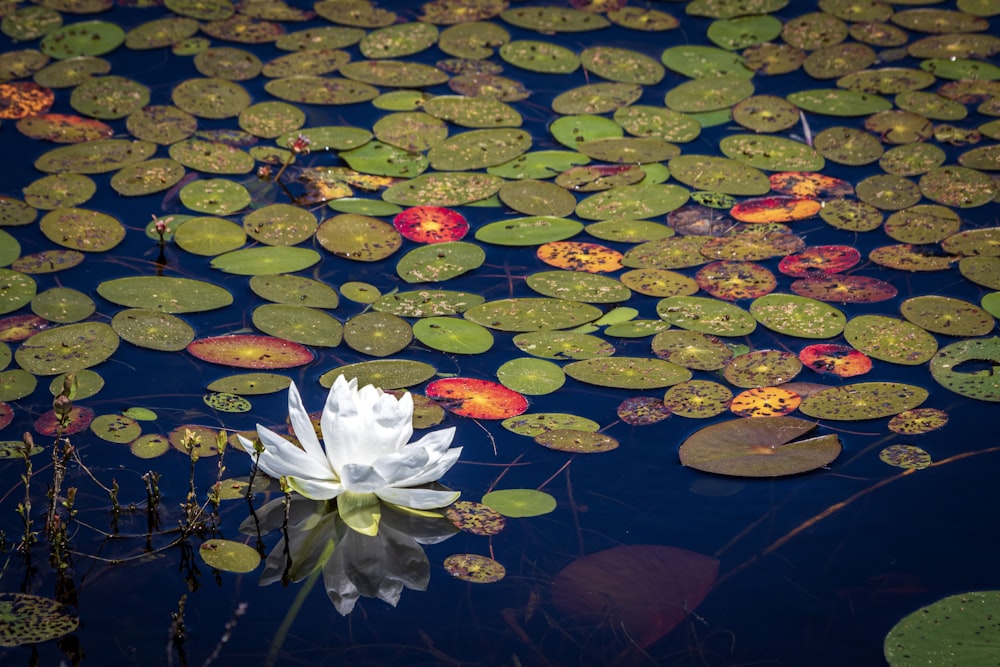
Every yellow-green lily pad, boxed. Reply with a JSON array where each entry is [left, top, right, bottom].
[[799, 382, 928, 420], [97, 276, 233, 313], [252, 303, 343, 347], [15, 321, 118, 375]]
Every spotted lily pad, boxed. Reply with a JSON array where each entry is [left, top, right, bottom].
[[383, 172, 503, 207], [35, 138, 156, 174], [475, 216, 582, 246], [564, 357, 691, 389], [252, 304, 343, 347], [679, 416, 840, 477], [749, 293, 846, 339], [342, 311, 412, 357], [15, 321, 118, 375], [787, 89, 892, 116], [426, 377, 527, 419], [799, 382, 928, 420], [97, 276, 232, 313], [187, 334, 314, 369], [513, 331, 614, 360], [929, 337, 1000, 402], [657, 296, 756, 336], [111, 308, 195, 351], [206, 373, 290, 396], [465, 298, 601, 332], [0, 593, 79, 647], [668, 155, 770, 195], [395, 241, 485, 283]]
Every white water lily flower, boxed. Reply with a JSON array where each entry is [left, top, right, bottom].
[[238, 375, 461, 535]]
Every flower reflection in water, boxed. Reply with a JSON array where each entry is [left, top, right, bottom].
[[241, 495, 457, 615]]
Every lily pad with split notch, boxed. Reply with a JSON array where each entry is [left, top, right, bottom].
[[750, 293, 846, 339], [97, 276, 232, 313], [426, 377, 527, 420], [657, 296, 756, 336], [679, 416, 840, 477], [668, 155, 770, 196], [15, 321, 118, 375], [210, 247, 321, 276], [900, 296, 994, 337], [799, 382, 929, 420], [34, 138, 156, 174], [496, 357, 565, 395], [320, 359, 435, 391], [464, 298, 602, 332], [564, 357, 691, 390], [395, 242, 485, 283], [40, 208, 124, 252], [342, 311, 412, 357], [664, 75, 754, 113], [930, 337, 1000, 402], [187, 334, 314, 370], [178, 178, 250, 215], [513, 331, 615, 360], [252, 304, 343, 348], [526, 271, 630, 304], [383, 172, 503, 207], [111, 308, 194, 351]]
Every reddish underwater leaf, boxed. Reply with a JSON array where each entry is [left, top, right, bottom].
[[187, 334, 314, 369], [393, 206, 469, 244], [536, 241, 624, 273], [730, 196, 821, 224], [34, 406, 94, 437], [799, 344, 873, 377], [769, 172, 854, 199], [0, 314, 49, 342], [0, 82, 54, 119], [425, 377, 528, 419], [616, 396, 671, 425], [551, 545, 719, 649], [0, 402, 12, 431], [790, 275, 898, 303], [778, 245, 862, 278], [17, 114, 114, 143]]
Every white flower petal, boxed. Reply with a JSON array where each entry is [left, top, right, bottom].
[[371, 448, 431, 486], [406, 427, 456, 459], [287, 476, 344, 501], [285, 381, 325, 464], [340, 463, 390, 493], [253, 426, 333, 481], [376, 487, 461, 510], [390, 446, 463, 488]]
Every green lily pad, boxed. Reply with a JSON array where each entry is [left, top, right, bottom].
[[799, 382, 928, 420], [39, 207, 124, 252], [512, 331, 615, 360], [580, 46, 664, 84], [929, 337, 1000, 401], [879, 143, 946, 177], [30, 287, 94, 323], [668, 155, 771, 195], [238, 101, 304, 139], [40, 20, 124, 59], [813, 126, 884, 165], [723, 350, 802, 388], [549, 114, 622, 149], [497, 179, 576, 217], [340, 60, 448, 88], [316, 213, 402, 262], [787, 89, 892, 116], [383, 172, 503, 207], [372, 112, 448, 152], [68, 75, 148, 120], [587, 220, 675, 245], [665, 75, 754, 113], [252, 304, 342, 347], [126, 105, 198, 145], [622, 236, 713, 270], [575, 184, 690, 221], [720, 135, 824, 172], [15, 321, 118, 375], [264, 76, 379, 105], [111, 308, 194, 351], [481, 488, 556, 518], [525, 271, 630, 304], [679, 416, 840, 477], [48, 369, 102, 401], [130, 433, 170, 459], [614, 105, 701, 143], [124, 15, 199, 49], [900, 295, 995, 337], [210, 246, 320, 276], [90, 413, 141, 443], [660, 44, 753, 78], [465, 298, 601, 332], [564, 357, 691, 389], [372, 290, 482, 317], [919, 166, 996, 208], [496, 357, 565, 395], [0, 593, 79, 647], [110, 158, 186, 196], [412, 316, 493, 354], [395, 241, 485, 283], [652, 330, 732, 370], [242, 204, 316, 247], [97, 276, 232, 313], [536, 429, 619, 454], [16, 113, 111, 143], [804, 43, 877, 79], [2, 6, 62, 42], [844, 314, 938, 365], [199, 538, 260, 573], [34, 138, 156, 174], [179, 178, 251, 215], [499, 40, 579, 74], [339, 141, 428, 178], [22, 173, 95, 210], [657, 295, 757, 336], [248, 274, 338, 308], [501, 412, 600, 437], [169, 139, 254, 174], [206, 373, 290, 395], [884, 205, 961, 244], [437, 20, 509, 59], [0, 369, 37, 401], [819, 198, 884, 232], [749, 293, 846, 339], [885, 591, 1000, 666], [319, 359, 436, 390], [342, 311, 412, 357], [428, 128, 531, 171], [499, 6, 608, 33], [707, 15, 783, 50], [663, 379, 733, 418], [552, 82, 643, 115]]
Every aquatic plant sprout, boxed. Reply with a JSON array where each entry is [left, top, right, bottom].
[[238, 375, 461, 536]]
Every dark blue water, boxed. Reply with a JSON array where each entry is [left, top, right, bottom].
[[1, 1, 999, 665]]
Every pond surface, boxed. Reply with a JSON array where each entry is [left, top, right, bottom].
[[0, 0, 999, 665]]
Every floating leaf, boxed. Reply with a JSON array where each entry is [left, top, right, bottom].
[[885, 591, 1000, 667], [657, 296, 757, 336], [680, 416, 840, 476], [724, 350, 801, 388], [729, 386, 801, 417], [501, 412, 599, 437], [799, 382, 929, 420], [252, 304, 343, 348], [426, 377, 527, 419], [496, 357, 565, 395], [396, 241, 485, 283], [513, 331, 614, 360], [481, 488, 556, 517], [929, 337, 1000, 402], [790, 275, 898, 303], [90, 413, 141, 443], [0, 593, 79, 647], [35, 405, 93, 436], [412, 317, 493, 354], [536, 429, 619, 453], [210, 247, 320, 276], [475, 216, 582, 246], [446, 501, 506, 536], [199, 538, 260, 573], [97, 276, 232, 314], [844, 315, 938, 365], [900, 295, 995, 337], [616, 396, 671, 425], [564, 357, 691, 389], [799, 344, 872, 378], [16, 322, 118, 375], [112, 308, 194, 352], [187, 335, 314, 369], [393, 206, 468, 244], [206, 373, 290, 396], [750, 293, 847, 339], [342, 311, 412, 357], [443, 553, 506, 583]]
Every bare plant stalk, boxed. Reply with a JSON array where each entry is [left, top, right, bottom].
[[17, 433, 37, 554]]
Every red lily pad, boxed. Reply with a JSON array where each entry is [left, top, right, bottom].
[[769, 171, 854, 199], [0, 314, 49, 342], [695, 261, 776, 301], [778, 245, 861, 277], [790, 275, 898, 303], [425, 377, 528, 419], [392, 206, 469, 244], [799, 344, 872, 377], [730, 196, 821, 224], [551, 545, 718, 650], [34, 405, 94, 436], [187, 334, 314, 369]]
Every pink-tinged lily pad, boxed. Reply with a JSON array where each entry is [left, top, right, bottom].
[[778, 245, 862, 277], [0, 402, 12, 431], [552, 545, 718, 650], [393, 206, 469, 243], [425, 377, 528, 419], [34, 405, 94, 436], [187, 334, 314, 369], [0, 314, 49, 342], [790, 275, 898, 303]]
